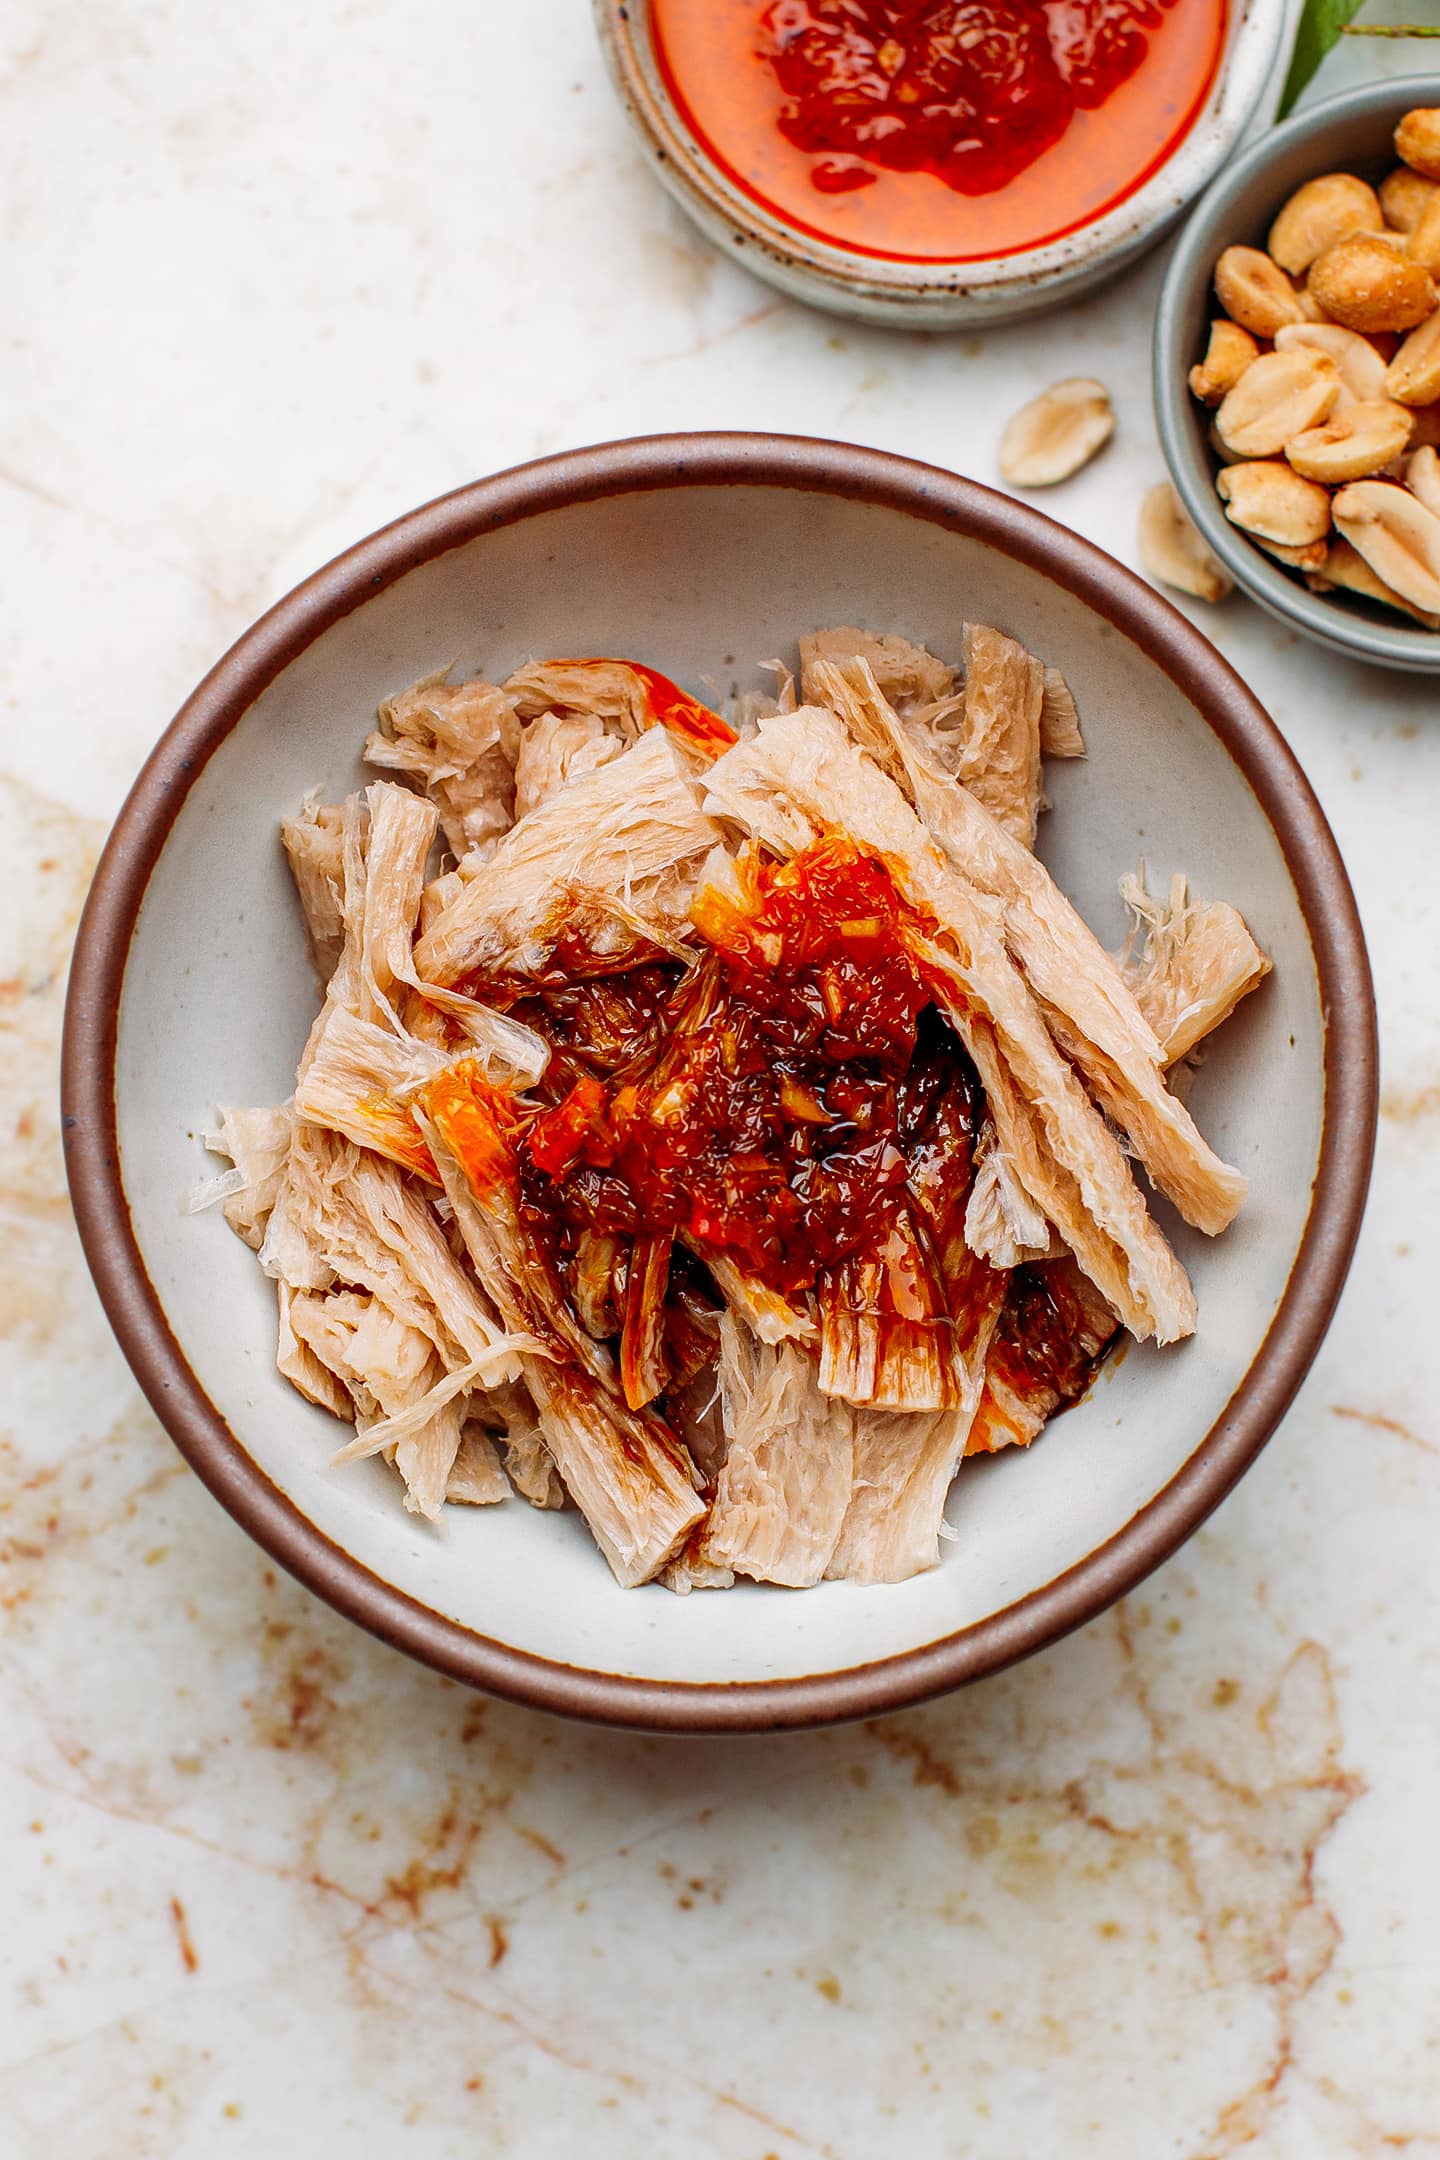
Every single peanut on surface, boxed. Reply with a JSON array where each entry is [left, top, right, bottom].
[[1395, 108, 1440, 184], [1137, 482, 1233, 602], [1189, 320, 1259, 405], [999, 378, 1114, 487], [1214, 245, 1308, 337], [1307, 235, 1437, 333], [1268, 173, 1383, 275], [1217, 461, 1333, 547]]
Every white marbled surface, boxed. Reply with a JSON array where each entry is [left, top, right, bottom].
[[3, 4, 1439, 2153]]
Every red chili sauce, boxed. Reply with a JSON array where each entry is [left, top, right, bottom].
[[510, 840, 982, 1300], [436, 836, 1117, 1421], [987, 1257, 1118, 1406], [651, 0, 1227, 263]]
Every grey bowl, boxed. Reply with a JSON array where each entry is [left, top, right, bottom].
[[1154, 74, 1440, 676]]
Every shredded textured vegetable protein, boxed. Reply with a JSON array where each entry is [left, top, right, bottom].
[[201, 637, 1270, 1587]]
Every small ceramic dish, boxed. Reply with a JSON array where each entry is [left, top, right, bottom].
[[595, 1, 1284, 328], [1155, 74, 1440, 676], [62, 433, 1376, 1733]]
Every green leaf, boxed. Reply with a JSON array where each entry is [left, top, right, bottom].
[[1277, 0, 1367, 120]]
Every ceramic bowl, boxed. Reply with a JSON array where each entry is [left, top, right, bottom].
[[1155, 74, 1440, 676], [595, 0, 1285, 328], [63, 434, 1376, 1732]]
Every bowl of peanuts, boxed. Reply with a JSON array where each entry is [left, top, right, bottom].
[[1154, 75, 1440, 674]]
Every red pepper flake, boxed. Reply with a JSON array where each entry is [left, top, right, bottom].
[[423, 1062, 521, 1196], [525, 1073, 609, 1179]]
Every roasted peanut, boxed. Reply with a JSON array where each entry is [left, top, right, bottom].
[[1385, 309, 1440, 407], [1379, 165, 1437, 234], [1188, 319, 1260, 404], [1137, 482, 1233, 602], [1332, 479, 1440, 611], [999, 377, 1114, 487], [1395, 107, 1440, 184], [1207, 417, 1247, 467], [1308, 536, 1440, 627], [1255, 536, 1330, 571], [1406, 444, 1440, 514], [1214, 348, 1340, 458], [1274, 320, 1390, 405], [1268, 173, 1383, 275], [1285, 399, 1414, 483], [1214, 246, 1308, 338], [1217, 461, 1333, 547], [1307, 235, 1437, 332], [1197, 138, 1440, 630], [1406, 193, 1440, 274]]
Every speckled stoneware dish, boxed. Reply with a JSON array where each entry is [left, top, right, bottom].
[[595, 1, 1284, 328], [63, 434, 1376, 1733], [1156, 75, 1440, 676]]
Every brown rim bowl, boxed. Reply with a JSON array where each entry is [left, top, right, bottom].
[[61, 432, 1377, 1733]]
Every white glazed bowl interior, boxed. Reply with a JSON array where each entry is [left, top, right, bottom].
[[77, 441, 1367, 1726]]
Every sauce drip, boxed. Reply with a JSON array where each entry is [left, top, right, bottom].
[[551, 658, 737, 756], [651, 0, 1226, 263]]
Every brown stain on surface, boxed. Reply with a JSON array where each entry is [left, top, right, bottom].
[[0, 1411, 185, 1628], [251, 1641, 348, 1754], [382, 1800, 487, 1924], [168, 1895, 198, 1975], [866, 1722, 963, 1797], [1, 1419, 1379, 2158], [1330, 1403, 1436, 1455], [1380, 1082, 1440, 1124], [860, 1603, 1364, 2157], [515, 1825, 566, 1870], [0, 774, 103, 1346]]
